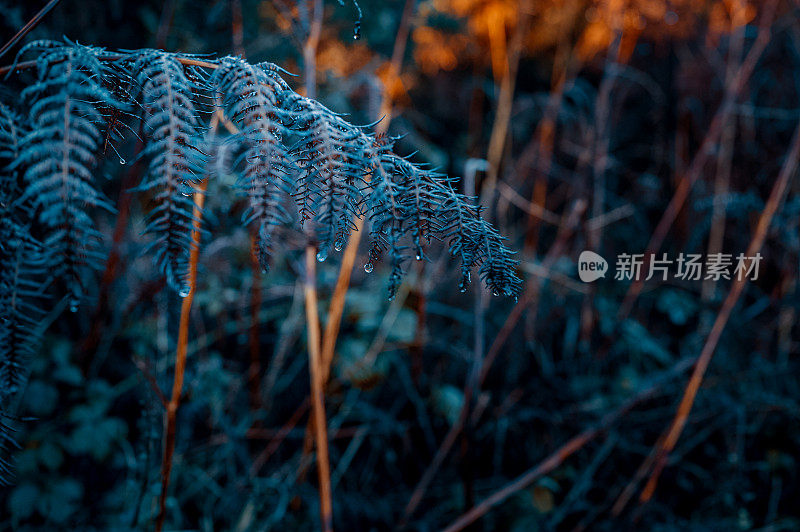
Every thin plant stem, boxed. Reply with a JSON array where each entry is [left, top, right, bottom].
[[304, 246, 334, 532], [155, 176, 209, 532], [0, 0, 62, 60]]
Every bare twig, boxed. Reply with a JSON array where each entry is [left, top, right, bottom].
[[0, 0, 62, 60]]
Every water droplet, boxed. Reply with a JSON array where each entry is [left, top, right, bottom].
[[119, 157, 126, 165], [492, 289, 500, 297], [334, 240, 343, 252], [316, 250, 328, 262], [181, 191, 192, 197], [261, 268, 268, 275], [69, 304, 79, 313], [459, 285, 467, 293], [415, 253, 422, 261], [364, 262, 374, 274], [179, 287, 190, 297]]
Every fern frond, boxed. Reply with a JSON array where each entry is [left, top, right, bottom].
[[0, 217, 45, 405], [214, 57, 521, 297], [292, 99, 370, 257], [15, 42, 122, 307], [0, 416, 20, 486], [131, 50, 207, 294], [0, 192, 47, 487], [212, 57, 296, 272]]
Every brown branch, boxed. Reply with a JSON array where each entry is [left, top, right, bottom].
[[481, 0, 532, 203], [0, 0, 62, 60], [637, 115, 800, 505], [155, 176, 209, 532], [304, 246, 333, 532], [303, 0, 323, 99]]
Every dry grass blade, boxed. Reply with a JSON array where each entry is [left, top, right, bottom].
[[304, 246, 334, 532]]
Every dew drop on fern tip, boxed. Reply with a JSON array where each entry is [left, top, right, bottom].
[[316, 250, 327, 263], [364, 262, 374, 274], [179, 287, 190, 297]]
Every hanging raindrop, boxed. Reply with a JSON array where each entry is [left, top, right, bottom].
[[316, 250, 328, 262], [364, 262, 374, 273], [119, 157, 126, 165], [334, 240, 344, 252], [179, 286, 190, 297]]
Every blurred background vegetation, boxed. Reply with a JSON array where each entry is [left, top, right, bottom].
[[2, 0, 800, 530]]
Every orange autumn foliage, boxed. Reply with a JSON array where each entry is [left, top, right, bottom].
[[414, 0, 760, 74]]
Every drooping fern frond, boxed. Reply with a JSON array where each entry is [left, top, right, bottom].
[[15, 41, 122, 308], [131, 50, 207, 294], [0, 215, 46, 406], [212, 57, 296, 272], [292, 99, 371, 259], [0, 100, 24, 197], [0, 98, 47, 487], [6, 44, 522, 302], [211, 57, 521, 296]]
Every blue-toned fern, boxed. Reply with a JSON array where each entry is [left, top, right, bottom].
[[0, 98, 47, 486], [0, 41, 524, 490], [131, 50, 207, 294], [14, 41, 122, 308], [210, 56, 521, 297], [211, 57, 296, 272]]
